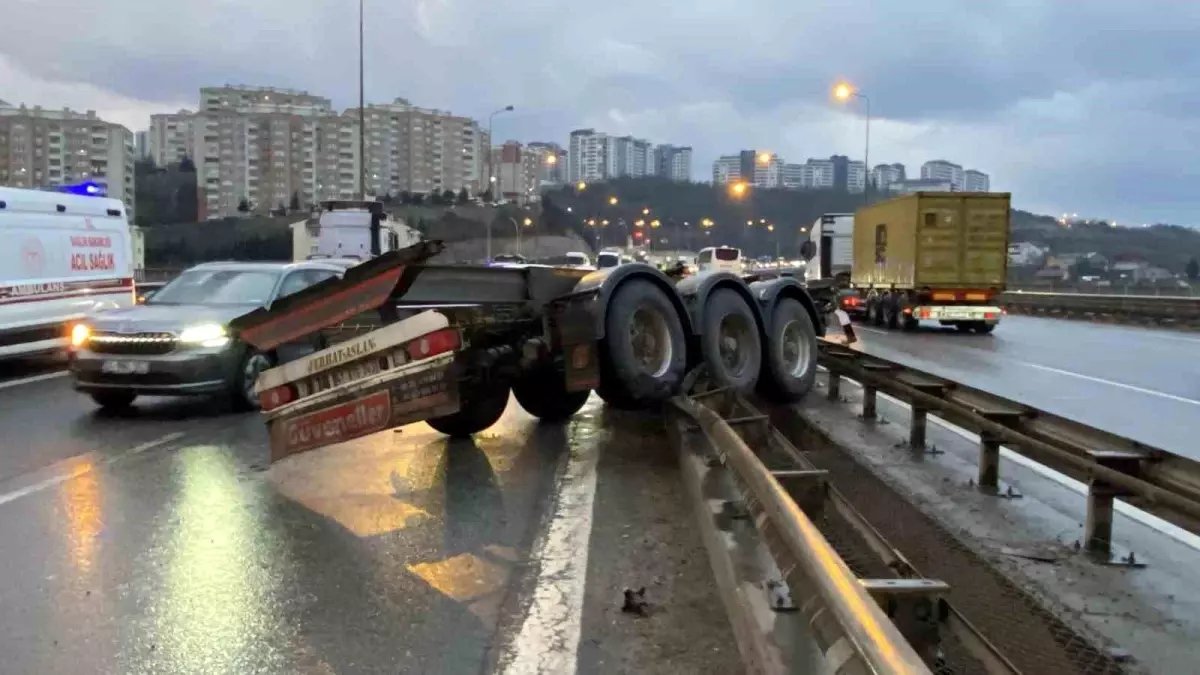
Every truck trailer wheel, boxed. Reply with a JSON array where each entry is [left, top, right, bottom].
[[882, 295, 900, 330], [758, 298, 819, 402], [598, 279, 687, 406], [426, 383, 510, 437], [513, 367, 590, 421], [700, 289, 762, 392]]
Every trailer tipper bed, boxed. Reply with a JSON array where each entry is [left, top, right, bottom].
[[230, 241, 824, 461]]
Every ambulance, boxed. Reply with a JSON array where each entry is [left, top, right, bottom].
[[0, 186, 135, 359]]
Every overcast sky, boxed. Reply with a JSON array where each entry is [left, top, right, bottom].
[[3, 0, 1198, 224]]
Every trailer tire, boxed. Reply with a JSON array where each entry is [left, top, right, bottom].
[[974, 322, 996, 334], [758, 298, 819, 402], [868, 297, 884, 327], [882, 295, 900, 330], [513, 368, 590, 421], [598, 279, 687, 406], [902, 314, 920, 331], [700, 289, 762, 393], [426, 383, 510, 437]]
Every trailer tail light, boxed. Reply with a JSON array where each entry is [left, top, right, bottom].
[[902, 307, 913, 315], [919, 308, 931, 319], [932, 291, 957, 302], [984, 312, 1000, 321], [406, 328, 461, 361], [260, 384, 298, 412], [965, 291, 989, 302], [840, 296, 860, 308]]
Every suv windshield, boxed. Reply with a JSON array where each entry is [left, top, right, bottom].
[[148, 269, 280, 306]]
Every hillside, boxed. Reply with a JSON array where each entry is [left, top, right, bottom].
[[541, 178, 1200, 271]]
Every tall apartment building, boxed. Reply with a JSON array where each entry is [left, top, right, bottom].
[[752, 153, 782, 188], [871, 163, 906, 191], [963, 169, 990, 192], [921, 160, 964, 190], [199, 85, 334, 115], [568, 129, 675, 182], [781, 163, 806, 189], [146, 88, 487, 218], [0, 103, 135, 213], [712, 155, 742, 184], [526, 142, 567, 184], [653, 144, 692, 181], [802, 158, 836, 189], [568, 129, 608, 182]]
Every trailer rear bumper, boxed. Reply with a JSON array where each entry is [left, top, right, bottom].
[[912, 305, 1003, 323], [263, 352, 460, 461]]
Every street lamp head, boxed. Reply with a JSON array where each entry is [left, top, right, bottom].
[[489, 176, 497, 183], [523, 217, 533, 226], [834, 82, 854, 100], [545, 154, 557, 165], [729, 182, 748, 198], [576, 181, 587, 191], [767, 224, 775, 232], [757, 151, 771, 165], [642, 207, 650, 215], [566, 206, 573, 213], [746, 220, 753, 226], [504, 105, 514, 111]]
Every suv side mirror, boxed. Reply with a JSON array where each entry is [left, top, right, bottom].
[[799, 239, 816, 261]]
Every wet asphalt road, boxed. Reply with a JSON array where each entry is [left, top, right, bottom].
[[845, 315, 1200, 458], [0, 370, 737, 675]]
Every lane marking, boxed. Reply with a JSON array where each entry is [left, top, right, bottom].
[[1023, 362, 1200, 408], [0, 432, 185, 508], [856, 326, 886, 335], [833, 377, 1200, 553], [0, 370, 68, 391], [497, 433, 600, 674]]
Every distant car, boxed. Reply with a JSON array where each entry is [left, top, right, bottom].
[[563, 251, 593, 269], [490, 253, 528, 266], [596, 251, 622, 269], [69, 260, 345, 411], [696, 246, 745, 275]]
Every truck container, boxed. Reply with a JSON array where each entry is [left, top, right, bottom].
[[229, 204, 825, 461], [805, 192, 1009, 333]]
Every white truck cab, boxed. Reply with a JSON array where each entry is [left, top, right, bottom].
[[0, 186, 135, 358], [804, 213, 854, 282], [695, 246, 744, 275], [293, 200, 421, 262]]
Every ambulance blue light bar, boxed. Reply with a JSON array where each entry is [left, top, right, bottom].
[[60, 181, 106, 196]]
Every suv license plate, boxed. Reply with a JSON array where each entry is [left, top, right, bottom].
[[102, 360, 150, 375]]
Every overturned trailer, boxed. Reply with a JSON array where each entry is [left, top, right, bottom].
[[230, 241, 825, 461]]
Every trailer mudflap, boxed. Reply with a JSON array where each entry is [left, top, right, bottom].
[[231, 241, 444, 352], [563, 342, 599, 392], [267, 355, 459, 462], [548, 293, 600, 392]]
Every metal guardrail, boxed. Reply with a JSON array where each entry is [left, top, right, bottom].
[[818, 339, 1200, 560], [1000, 290, 1200, 323], [673, 392, 934, 675]]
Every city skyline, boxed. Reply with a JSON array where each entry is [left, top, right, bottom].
[[3, 2, 1196, 225]]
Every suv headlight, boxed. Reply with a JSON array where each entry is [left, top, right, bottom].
[[178, 323, 230, 348], [70, 323, 91, 348]]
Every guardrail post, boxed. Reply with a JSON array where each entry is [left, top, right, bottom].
[[861, 386, 877, 420], [978, 433, 1001, 489], [1085, 480, 1115, 555], [827, 372, 841, 401], [909, 407, 927, 449]]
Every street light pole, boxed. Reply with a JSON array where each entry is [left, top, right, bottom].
[[834, 83, 871, 206], [358, 0, 366, 202], [485, 105, 514, 263]]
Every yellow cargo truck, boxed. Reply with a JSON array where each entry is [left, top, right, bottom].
[[848, 192, 1010, 332]]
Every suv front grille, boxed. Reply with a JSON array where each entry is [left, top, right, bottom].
[[89, 332, 178, 355]]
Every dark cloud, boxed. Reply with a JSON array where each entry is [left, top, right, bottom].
[[2, 0, 1198, 223]]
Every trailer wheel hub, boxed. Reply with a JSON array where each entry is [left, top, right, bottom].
[[629, 307, 672, 377], [718, 315, 754, 375], [780, 320, 812, 379]]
